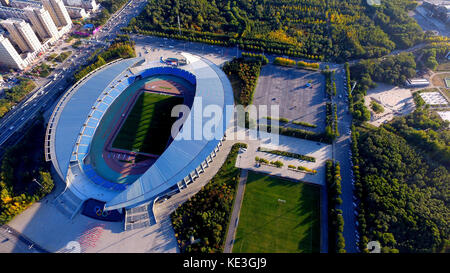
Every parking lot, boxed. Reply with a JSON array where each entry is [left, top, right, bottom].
[[252, 65, 326, 133]]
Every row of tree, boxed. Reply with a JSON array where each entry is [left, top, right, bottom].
[[126, 0, 424, 62], [326, 160, 345, 252], [325, 102, 339, 140]]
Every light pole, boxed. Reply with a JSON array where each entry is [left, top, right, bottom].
[[32, 178, 44, 189]]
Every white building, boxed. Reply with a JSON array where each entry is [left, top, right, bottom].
[[63, 0, 98, 11], [0, 34, 26, 69], [0, 18, 41, 52], [42, 0, 72, 28], [10, 0, 42, 9], [24, 6, 59, 41], [405, 78, 430, 88], [65, 5, 87, 19]]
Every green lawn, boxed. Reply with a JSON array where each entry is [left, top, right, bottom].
[[112, 92, 183, 155], [233, 171, 321, 253]]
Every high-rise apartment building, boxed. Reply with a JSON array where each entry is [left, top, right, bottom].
[[41, 0, 71, 28], [24, 6, 58, 40], [0, 33, 26, 69], [0, 18, 41, 52]]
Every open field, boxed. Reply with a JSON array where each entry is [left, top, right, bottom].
[[233, 171, 320, 253], [431, 72, 450, 87], [112, 92, 183, 155], [436, 61, 450, 72]]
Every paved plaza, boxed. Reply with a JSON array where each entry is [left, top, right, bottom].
[[364, 83, 415, 126], [234, 130, 331, 186], [420, 91, 449, 105]]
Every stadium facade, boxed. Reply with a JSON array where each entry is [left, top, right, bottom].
[[45, 54, 234, 225]]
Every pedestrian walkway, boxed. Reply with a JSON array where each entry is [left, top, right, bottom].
[[223, 169, 248, 253]]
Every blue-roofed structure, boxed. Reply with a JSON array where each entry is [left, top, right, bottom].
[[46, 54, 234, 217]]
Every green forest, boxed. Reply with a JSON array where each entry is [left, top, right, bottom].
[[126, 0, 423, 61], [352, 112, 449, 252]]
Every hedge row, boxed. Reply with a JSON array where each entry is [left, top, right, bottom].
[[265, 116, 317, 128], [257, 147, 316, 162], [326, 160, 346, 253]]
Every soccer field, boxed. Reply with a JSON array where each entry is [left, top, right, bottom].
[[233, 171, 321, 253], [112, 92, 183, 155]]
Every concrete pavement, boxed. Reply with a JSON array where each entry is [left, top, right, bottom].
[[223, 169, 248, 253]]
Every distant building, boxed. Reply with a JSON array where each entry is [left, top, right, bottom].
[[42, 0, 72, 28], [0, 5, 28, 21], [0, 18, 42, 52], [0, 0, 10, 7], [9, 0, 42, 9], [405, 78, 430, 88], [65, 5, 87, 19], [0, 34, 26, 69], [63, 0, 98, 11]]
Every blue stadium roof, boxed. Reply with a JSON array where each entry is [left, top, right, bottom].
[[104, 54, 234, 210], [51, 58, 139, 180], [48, 54, 234, 210]]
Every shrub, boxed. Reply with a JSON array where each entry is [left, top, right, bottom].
[[270, 160, 284, 168]]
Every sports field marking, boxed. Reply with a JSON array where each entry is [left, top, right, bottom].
[[233, 171, 320, 253], [112, 92, 184, 155]]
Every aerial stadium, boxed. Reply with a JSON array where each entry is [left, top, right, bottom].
[[44, 53, 234, 229]]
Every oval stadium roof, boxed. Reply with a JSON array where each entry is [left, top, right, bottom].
[[48, 54, 234, 210]]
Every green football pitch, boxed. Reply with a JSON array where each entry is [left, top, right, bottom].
[[112, 92, 183, 155], [232, 171, 321, 253]]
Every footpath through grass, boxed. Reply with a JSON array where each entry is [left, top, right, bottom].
[[233, 171, 320, 253], [112, 92, 183, 155]]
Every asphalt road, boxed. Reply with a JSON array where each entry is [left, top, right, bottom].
[[224, 167, 248, 253], [333, 68, 357, 253]]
